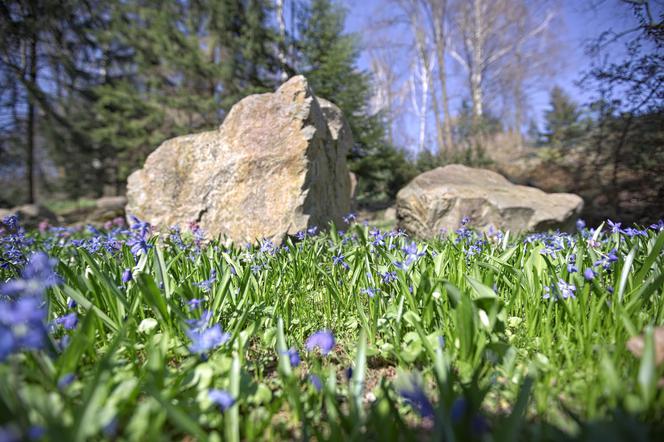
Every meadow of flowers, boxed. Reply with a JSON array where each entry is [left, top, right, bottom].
[[1, 214, 663, 441]]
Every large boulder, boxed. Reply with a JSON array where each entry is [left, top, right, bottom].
[[396, 164, 583, 238], [126, 76, 351, 243]]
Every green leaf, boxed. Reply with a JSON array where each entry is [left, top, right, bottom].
[[637, 326, 656, 406]]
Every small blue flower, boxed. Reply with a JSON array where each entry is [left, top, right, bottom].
[[187, 324, 230, 355], [332, 253, 350, 270], [361, 287, 378, 298], [557, 279, 576, 299], [57, 373, 76, 390], [576, 219, 586, 231], [650, 220, 664, 231], [195, 270, 217, 292], [398, 375, 435, 419], [187, 298, 204, 310], [283, 347, 301, 367], [309, 374, 323, 392], [0, 252, 60, 299], [27, 425, 45, 441], [209, 389, 235, 411], [305, 330, 335, 355], [54, 312, 78, 330], [121, 268, 133, 283], [583, 268, 595, 281], [607, 220, 621, 234], [450, 397, 467, 423], [380, 271, 397, 284]]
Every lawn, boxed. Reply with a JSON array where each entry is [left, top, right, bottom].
[[1, 215, 663, 441]]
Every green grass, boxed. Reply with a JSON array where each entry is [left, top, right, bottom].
[[43, 198, 98, 215], [1, 220, 663, 441]]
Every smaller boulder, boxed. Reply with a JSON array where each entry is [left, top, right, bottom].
[[86, 196, 127, 224], [396, 164, 583, 238]]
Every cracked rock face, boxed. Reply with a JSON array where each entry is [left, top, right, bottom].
[[396, 164, 583, 238], [125, 75, 351, 244]]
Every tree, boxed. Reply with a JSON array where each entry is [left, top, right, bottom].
[[578, 0, 663, 221], [542, 86, 583, 147], [449, 0, 555, 124]]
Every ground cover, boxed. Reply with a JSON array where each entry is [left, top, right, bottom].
[[1, 215, 663, 441]]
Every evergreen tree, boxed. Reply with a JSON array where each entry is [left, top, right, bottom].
[[86, 0, 279, 193], [208, 0, 279, 111], [543, 86, 583, 147]]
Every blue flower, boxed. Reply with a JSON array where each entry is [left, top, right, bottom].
[[343, 213, 357, 224], [305, 330, 335, 355], [361, 287, 378, 298], [557, 279, 576, 299], [309, 374, 323, 392], [54, 312, 78, 330], [0, 252, 60, 299], [284, 348, 301, 367], [195, 269, 217, 292], [370, 228, 386, 247], [650, 220, 664, 231], [187, 298, 204, 310], [2, 215, 20, 232], [57, 373, 76, 390], [332, 253, 349, 270], [594, 248, 619, 269], [121, 268, 133, 283], [398, 375, 434, 419], [607, 220, 621, 234], [450, 397, 467, 422], [0, 296, 48, 360], [209, 389, 235, 411], [583, 268, 595, 281], [380, 271, 397, 284], [259, 239, 275, 254], [186, 324, 230, 355], [576, 219, 586, 231], [127, 237, 151, 257]]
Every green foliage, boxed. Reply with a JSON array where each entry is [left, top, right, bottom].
[[542, 86, 585, 147], [1, 219, 663, 440]]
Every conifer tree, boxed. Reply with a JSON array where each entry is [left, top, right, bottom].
[[543, 86, 583, 147]]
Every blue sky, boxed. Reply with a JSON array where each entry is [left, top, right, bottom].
[[340, 0, 646, 149]]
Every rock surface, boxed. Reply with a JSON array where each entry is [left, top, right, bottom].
[[0, 204, 58, 229], [126, 76, 351, 243], [87, 196, 127, 224], [396, 164, 583, 238]]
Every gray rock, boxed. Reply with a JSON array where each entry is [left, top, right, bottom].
[[126, 76, 351, 244], [86, 196, 127, 224], [396, 164, 583, 238]]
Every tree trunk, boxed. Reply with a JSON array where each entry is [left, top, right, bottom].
[[275, 0, 289, 81], [26, 32, 37, 204], [431, 1, 453, 152], [470, 0, 483, 124]]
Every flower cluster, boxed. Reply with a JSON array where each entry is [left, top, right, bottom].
[[0, 252, 60, 361]]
